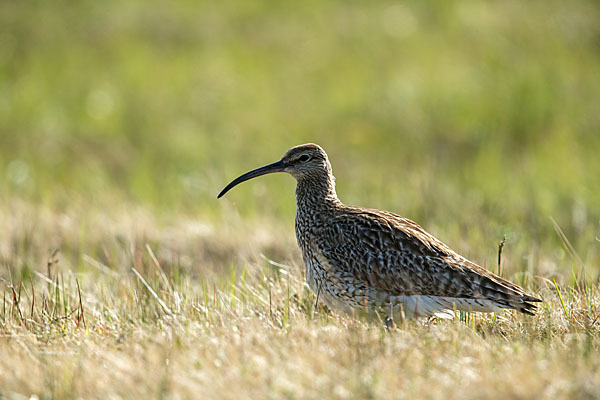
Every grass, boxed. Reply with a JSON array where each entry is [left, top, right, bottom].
[[0, 199, 599, 399], [1, 0, 600, 398]]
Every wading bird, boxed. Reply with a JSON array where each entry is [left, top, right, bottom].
[[218, 144, 541, 319]]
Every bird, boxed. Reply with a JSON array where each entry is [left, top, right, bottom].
[[218, 143, 541, 319]]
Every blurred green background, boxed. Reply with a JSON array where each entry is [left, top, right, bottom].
[[1, 0, 599, 271]]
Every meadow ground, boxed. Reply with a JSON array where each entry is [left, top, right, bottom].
[[1, 0, 600, 399], [0, 200, 599, 399]]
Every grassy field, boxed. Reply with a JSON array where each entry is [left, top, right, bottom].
[[1, 0, 600, 398]]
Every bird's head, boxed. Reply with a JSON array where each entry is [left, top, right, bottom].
[[217, 143, 332, 198]]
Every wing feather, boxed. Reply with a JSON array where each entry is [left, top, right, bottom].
[[316, 206, 541, 314]]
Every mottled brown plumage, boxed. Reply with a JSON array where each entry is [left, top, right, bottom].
[[218, 143, 541, 319]]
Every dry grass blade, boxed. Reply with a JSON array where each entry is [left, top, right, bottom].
[[550, 217, 585, 271], [83, 254, 120, 278], [10, 286, 24, 325], [497, 235, 506, 277], [491, 236, 507, 329], [131, 267, 172, 315], [76, 279, 86, 330], [145, 243, 174, 294]]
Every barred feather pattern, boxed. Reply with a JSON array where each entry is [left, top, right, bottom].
[[291, 144, 541, 319]]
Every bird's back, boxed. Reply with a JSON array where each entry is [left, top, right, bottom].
[[297, 203, 540, 318]]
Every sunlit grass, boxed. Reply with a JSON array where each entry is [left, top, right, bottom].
[[0, 200, 598, 398], [1, 0, 599, 398]]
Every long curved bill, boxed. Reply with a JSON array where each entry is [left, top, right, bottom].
[[217, 160, 285, 198]]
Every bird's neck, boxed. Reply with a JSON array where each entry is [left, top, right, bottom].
[[295, 173, 340, 212]]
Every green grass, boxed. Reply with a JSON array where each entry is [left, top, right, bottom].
[[1, 0, 599, 398]]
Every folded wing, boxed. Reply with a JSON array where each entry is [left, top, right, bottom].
[[316, 207, 541, 315]]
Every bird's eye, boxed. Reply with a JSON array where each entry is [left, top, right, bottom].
[[299, 155, 310, 162]]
